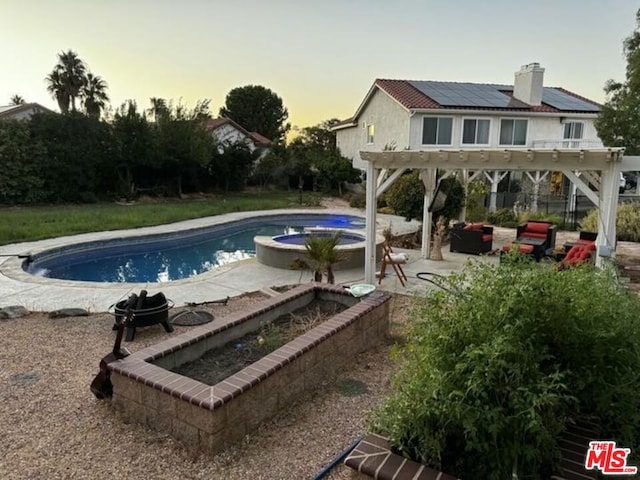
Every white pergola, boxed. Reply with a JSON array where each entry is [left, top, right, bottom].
[[360, 148, 640, 284]]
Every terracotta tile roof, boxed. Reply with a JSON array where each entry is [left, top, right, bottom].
[[375, 79, 441, 109], [205, 117, 231, 130], [249, 131, 271, 146], [355, 79, 601, 115]]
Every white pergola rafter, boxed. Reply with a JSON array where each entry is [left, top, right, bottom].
[[360, 148, 638, 285]]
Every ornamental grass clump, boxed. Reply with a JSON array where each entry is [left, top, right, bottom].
[[373, 259, 640, 480], [580, 202, 640, 242]]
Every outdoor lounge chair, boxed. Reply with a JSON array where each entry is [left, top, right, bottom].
[[502, 220, 557, 261], [449, 222, 493, 255]]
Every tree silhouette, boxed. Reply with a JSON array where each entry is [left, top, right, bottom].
[[82, 73, 109, 119], [9, 95, 25, 105], [219, 85, 290, 143]]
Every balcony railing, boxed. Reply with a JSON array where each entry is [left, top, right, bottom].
[[530, 139, 604, 149]]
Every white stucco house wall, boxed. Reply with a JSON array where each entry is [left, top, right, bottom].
[[334, 64, 603, 170], [0, 103, 54, 121], [206, 117, 271, 160]]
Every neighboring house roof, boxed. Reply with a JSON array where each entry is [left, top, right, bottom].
[[0, 102, 54, 119], [248, 131, 271, 147], [337, 78, 601, 129], [205, 117, 272, 146]]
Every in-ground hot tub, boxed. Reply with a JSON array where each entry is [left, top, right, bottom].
[[107, 283, 390, 454], [254, 231, 384, 270]]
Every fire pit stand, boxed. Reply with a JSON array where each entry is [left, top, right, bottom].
[[111, 291, 174, 341]]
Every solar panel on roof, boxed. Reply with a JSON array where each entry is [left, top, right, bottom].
[[541, 88, 600, 112], [409, 81, 516, 108]]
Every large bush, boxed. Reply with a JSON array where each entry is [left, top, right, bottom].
[[580, 202, 640, 241], [373, 260, 640, 479], [385, 172, 464, 222]]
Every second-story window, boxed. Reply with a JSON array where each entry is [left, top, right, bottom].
[[563, 121, 584, 139], [422, 117, 453, 145], [366, 124, 375, 144], [462, 119, 490, 145], [499, 119, 528, 146]]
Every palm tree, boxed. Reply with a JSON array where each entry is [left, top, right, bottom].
[[148, 97, 168, 123], [57, 50, 86, 111], [45, 50, 87, 113], [9, 95, 25, 105], [303, 232, 343, 284], [45, 69, 69, 113], [82, 73, 109, 119]]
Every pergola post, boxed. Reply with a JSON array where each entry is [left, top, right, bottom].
[[364, 161, 379, 284], [595, 163, 620, 267], [484, 170, 508, 213], [524, 171, 550, 213], [420, 168, 436, 259], [459, 169, 469, 221]]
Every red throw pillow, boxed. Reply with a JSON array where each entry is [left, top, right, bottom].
[[463, 222, 484, 231], [525, 222, 551, 234]]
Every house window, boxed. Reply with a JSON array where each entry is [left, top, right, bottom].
[[499, 119, 528, 146], [366, 124, 375, 144], [563, 121, 583, 147], [462, 119, 490, 145], [422, 117, 453, 145]]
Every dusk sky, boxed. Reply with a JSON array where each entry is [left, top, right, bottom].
[[1, 1, 638, 132]]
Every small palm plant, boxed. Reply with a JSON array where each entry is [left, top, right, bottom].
[[291, 232, 343, 283]]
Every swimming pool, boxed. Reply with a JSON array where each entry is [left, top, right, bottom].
[[24, 214, 366, 283]]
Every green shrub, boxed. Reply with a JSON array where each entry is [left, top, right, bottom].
[[384, 172, 465, 222], [487, 208, 517, 225], [519, 211, 562, 226], [384, 172, 425, 221], [373, 260, 640, 479], [580, 202, 640, 241]]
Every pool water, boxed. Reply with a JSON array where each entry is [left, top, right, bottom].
[[26, 214, 365, 283]]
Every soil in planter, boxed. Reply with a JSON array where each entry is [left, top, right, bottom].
[[171, 299, 347, 386]]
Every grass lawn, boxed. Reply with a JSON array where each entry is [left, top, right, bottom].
[[0, 191, 322, 246]]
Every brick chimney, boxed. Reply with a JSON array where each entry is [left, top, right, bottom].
[[513, 63, 544, 106]]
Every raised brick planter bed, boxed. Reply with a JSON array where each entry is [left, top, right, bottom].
[[107, 283, 390, 454], [346, 423, 601, 480]]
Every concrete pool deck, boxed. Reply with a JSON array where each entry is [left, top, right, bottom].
[[0, 208, 439, 312]]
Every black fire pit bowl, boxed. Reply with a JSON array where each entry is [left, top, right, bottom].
[[111, 292, 174, 342]]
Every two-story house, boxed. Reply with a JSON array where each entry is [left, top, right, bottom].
[[335, 63, 602, 169]]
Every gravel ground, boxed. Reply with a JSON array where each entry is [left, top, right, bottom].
[[1, 290, 411, 480]]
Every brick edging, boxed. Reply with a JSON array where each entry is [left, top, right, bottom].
[[344, 434, 459, 480]]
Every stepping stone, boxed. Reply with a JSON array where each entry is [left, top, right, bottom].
[[0, 306, 29, 319], [48, 308, 90, 319]]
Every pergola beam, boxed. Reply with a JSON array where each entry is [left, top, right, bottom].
[[360, 148, 623, 171]]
